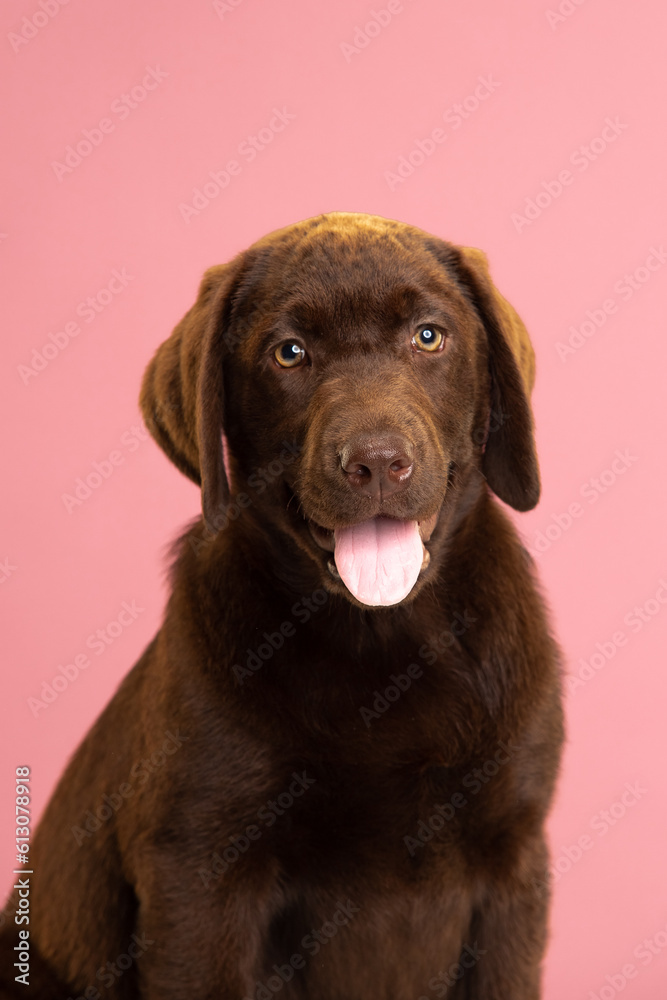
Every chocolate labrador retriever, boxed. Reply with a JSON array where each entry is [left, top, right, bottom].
[[1, 212, 563, 999]]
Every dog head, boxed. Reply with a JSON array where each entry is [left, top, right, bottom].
[[141, 212, 539, 608]]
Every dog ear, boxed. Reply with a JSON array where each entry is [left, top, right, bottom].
[[140, 257, 244, 533], [456, 246, 540, 512]]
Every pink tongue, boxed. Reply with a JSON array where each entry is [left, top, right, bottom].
[[333, 518, 423, 607]]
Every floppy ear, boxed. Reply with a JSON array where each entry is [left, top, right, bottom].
[[140, 257, 245, 532], [455, 246, 540, 512]]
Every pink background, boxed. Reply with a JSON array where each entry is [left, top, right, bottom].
[[2, 0, 667, 994]]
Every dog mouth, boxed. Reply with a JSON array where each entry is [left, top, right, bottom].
[[307, 513, 438, 608]]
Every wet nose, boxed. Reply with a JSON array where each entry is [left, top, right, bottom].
[[340, 433, 414, 500]]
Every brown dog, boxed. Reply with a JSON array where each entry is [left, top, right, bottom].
[[1, 212, 563, 999]]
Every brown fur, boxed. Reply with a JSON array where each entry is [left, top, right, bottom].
[[1, 212, 563, 999]]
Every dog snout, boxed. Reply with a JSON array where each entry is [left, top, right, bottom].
[[339, 433, 414, 501]]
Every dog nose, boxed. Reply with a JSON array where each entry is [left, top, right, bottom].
[[340, 434, 414, 500]]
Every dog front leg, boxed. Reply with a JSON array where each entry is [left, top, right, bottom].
[[453, 860, 551, 999], [133, 860, 284, 1000]]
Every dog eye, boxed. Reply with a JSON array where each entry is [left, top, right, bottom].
[[274, 342, 307, 368], [412, 326, 444, 352]]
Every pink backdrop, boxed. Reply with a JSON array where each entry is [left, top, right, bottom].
[[3, 0, 667, 995]]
